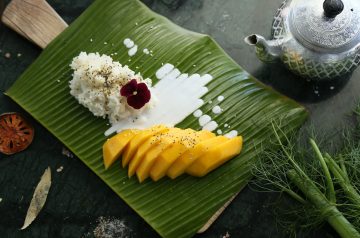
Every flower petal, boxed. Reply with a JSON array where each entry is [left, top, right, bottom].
[[136, 83, 151, 103], [120, 79, 138, 97], [127, 95, 146, 109]]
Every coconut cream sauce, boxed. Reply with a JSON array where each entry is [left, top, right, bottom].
[[105, 64, 213, 136], [105, 62, 239, 138], [128, 45, 138, 56], [123, 38, 138, 56], [123, 38, 134, 48]]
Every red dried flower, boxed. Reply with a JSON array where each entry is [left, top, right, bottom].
[[120, 79, 151, 109]]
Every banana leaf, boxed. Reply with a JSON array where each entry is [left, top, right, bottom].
[[5, 0, 308, 237]]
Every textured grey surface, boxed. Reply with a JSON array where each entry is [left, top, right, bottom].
[[152, 0, 360, 142], [1, 0, 357, 237]]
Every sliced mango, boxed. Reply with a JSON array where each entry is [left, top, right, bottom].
[[150, 130, 215, 181], [136, 141, 170, 182], [102, 129, 139, 169], [134, 128, 185, 181], [122, 125, 169, 168], [102, 124, 244, 182], [167, 136, 229, 179], [186, 136, 243, 177], [128, 128, 181, 177]]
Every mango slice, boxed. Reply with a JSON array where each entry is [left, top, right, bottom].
[[186, 136, 243, 177], [167, 136, 229, 179], [135, 128, 184, 182], [128, 128, 181, 177], [150, 130, 215, 181], [122, 125, 169, 168], [102, 129, 139, 169], [103, 124, 244, 182]]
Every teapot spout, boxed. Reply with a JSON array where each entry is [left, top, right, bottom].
[[244, 34, 281, 63]]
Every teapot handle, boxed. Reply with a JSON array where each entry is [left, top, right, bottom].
[[323, 0, 344, 18]]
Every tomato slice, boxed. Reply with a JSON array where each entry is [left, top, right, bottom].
[[0, 113, 34, 155]]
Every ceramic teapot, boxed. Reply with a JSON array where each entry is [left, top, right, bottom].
[[245, 0, 360, 81]]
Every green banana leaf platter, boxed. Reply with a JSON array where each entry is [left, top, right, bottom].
[[5, 0, 308, 237]]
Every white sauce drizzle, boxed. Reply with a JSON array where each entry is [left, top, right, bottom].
[[212, 106, 222, 114], [105, 63, 213, 136], [193, 109, 203, 118], [128, 45, 138, 56], [163, 68, 181, 81], [217, 129, 223, 135], [224, 124, 228, 127], [203, 121, 218, 132], [217, 95, 224, 102], [199, 115, 211, 127], [224, 130, 238, 138], [143, 48, 150, 54], [156, 63, 174, 79], [123, 38, 134, 48]]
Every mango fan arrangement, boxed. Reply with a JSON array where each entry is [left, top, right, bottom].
[[253, 123, 360, 238], [103, 125, 243, 182]]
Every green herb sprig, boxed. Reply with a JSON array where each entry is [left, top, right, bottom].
[[252, 123, 360, 238]]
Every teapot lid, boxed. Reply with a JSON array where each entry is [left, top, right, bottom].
[[290, 0, 360, 52]]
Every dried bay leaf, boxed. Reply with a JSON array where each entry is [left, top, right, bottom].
[[21, 167, 52, 230]]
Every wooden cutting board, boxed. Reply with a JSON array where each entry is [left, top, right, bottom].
[[1, 0, 240, 233]]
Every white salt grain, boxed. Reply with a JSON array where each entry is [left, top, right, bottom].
[[222, 231, 231, 238], [93, 217, 132, 238], [217, 129, 223, 135], [56, 166, 64, 173], [217, 95, 224, 102]]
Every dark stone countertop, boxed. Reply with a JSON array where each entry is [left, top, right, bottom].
[[1, 0, 357, 237]]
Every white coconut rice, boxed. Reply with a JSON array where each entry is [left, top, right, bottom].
[[69, 52, 155, 125]]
